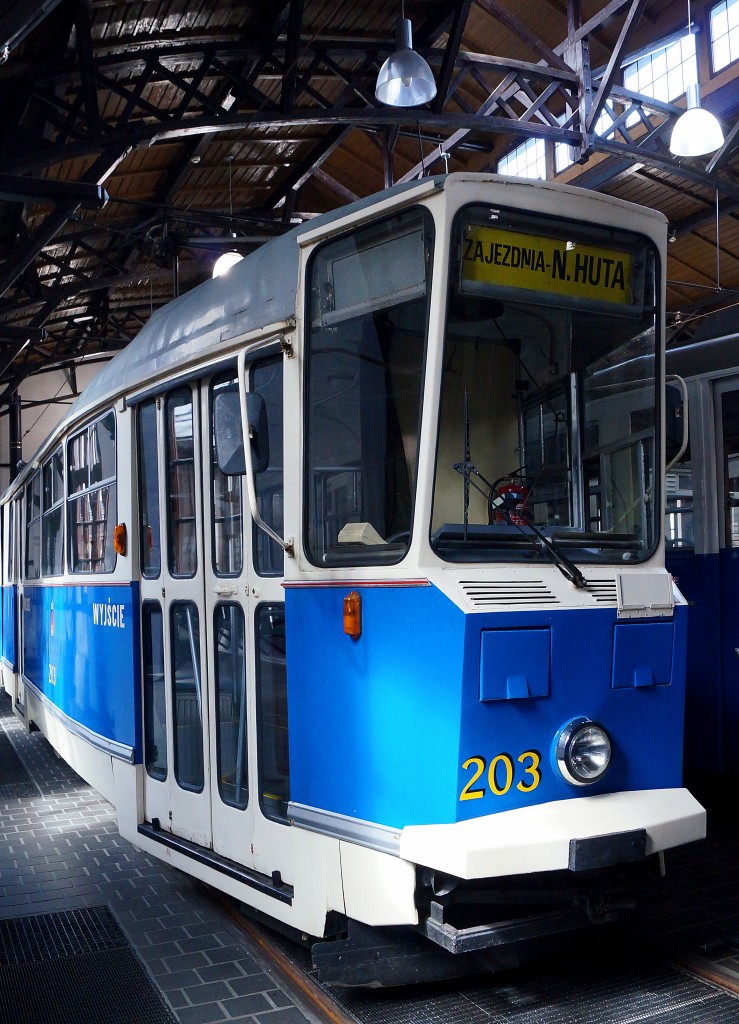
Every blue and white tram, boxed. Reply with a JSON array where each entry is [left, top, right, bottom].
[[0, 173, 705, 985]]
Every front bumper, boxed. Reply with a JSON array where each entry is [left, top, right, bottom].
[[400, 788, 706, 879]]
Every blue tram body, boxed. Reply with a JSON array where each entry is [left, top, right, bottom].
[[1, 583, 14, 670], [0, 174, 706, 986], [286, 585, 687, 828], [21, 583, 141, 762]]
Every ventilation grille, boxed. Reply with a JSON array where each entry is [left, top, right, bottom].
[[585, 579, 618, 604], [460, 580, 559, 607]]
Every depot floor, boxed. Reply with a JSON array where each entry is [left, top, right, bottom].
[[1, 687, 738, 1024], [0, 691, 315, 1024]]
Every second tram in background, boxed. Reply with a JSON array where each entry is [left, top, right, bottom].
[[666, 318, 739, 783], [0, 173, 705, 986]]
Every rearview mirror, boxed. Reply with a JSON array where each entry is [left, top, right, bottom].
[[214, 390, 269, 476]]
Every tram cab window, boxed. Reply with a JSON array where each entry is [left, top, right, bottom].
[[42, 446, 64, 576], [305, 208, 432, 566], [24, 472, 41, 580], [67, 411, 117, 574], [431, 205, 660, 566]]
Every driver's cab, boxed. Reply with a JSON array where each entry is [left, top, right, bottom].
[[300, 188, 660, 574]]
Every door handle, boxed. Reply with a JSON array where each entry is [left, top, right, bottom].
[[213, 585, 239, 596]]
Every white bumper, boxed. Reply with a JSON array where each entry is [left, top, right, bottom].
[[399, 788, 705, 879]]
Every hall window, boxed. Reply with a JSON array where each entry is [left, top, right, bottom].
[[710, 0, 739, 71], [498, 137, 546, 179], [623, 32, 698, 112]]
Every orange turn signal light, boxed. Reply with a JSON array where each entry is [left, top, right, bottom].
[[114, 523, 127, 556], [343, 590, 361, 640]]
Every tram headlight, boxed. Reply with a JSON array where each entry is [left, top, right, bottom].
[[555, 717, 612, 786]]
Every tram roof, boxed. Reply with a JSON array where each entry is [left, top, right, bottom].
[[56, 175, 445, 431]]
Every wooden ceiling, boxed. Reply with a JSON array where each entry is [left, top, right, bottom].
[[0, 0, 736, 405]]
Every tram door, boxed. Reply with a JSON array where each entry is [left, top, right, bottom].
[[139, 353, 287, 873], [138, 384, 215, 849], [716, 379, 739, 773]]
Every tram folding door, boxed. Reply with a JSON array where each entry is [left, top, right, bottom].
[[136, 359, 288, 878]]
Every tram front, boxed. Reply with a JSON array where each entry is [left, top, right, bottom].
[[285, 175, 705, 982]]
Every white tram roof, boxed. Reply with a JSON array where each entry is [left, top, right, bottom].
[[68, 174, 440, 430]]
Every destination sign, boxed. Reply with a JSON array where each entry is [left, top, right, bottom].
[[461, 226, 634, 305]]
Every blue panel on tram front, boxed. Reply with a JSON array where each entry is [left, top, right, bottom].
[[612, 621, 674, 688], [23, 584, 141, 759], [479, 627, 550, 700], [285, 583, 689, 830]]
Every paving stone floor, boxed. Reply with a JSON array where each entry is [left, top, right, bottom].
[[0, 692, 317, 1024], [3, 686, 739, 1022]]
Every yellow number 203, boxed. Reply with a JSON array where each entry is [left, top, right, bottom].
[[460, 750, 541, 801]]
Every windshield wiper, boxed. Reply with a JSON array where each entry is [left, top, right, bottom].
[[491, 497, 587, 589]]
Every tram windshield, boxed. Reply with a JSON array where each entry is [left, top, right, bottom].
[[431, 204, 660, 566]]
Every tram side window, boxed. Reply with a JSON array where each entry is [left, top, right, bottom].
[[166, 388, 197, 578], [722, 391, 739, 549], [6, 500, 14, 582], [256, 604, 289, 823], [42, 447, 64, 576], [24, 472, 41, 580], [138, 401, 162, 578], [67, 411, 117, 573], [305, 209, 432, 566], [252, 357, 283, 576], [142, 602, 167, 781], [171, 601, 204, 792], [665, 446, 694, 551], [210, 375, 242, 576]]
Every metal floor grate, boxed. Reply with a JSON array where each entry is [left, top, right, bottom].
[[273, 929, 739, 1024], [334, 952, 739, 1024], [0, 908, 176, 1024], [0, 907, 127, 966]]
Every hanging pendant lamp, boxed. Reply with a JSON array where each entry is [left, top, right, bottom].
[[375, 17, 436, 108], [670, 82, 724, 157], [669, 1, 724, 157], [213, 155, 244, 278]]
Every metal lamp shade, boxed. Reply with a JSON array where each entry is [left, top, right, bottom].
[[375, 18, 436, 108]]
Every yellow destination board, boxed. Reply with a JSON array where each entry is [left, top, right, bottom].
[[461, 226, 634, 305]]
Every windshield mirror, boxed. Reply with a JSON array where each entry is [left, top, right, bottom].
[[431, 204, 659, 565]]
